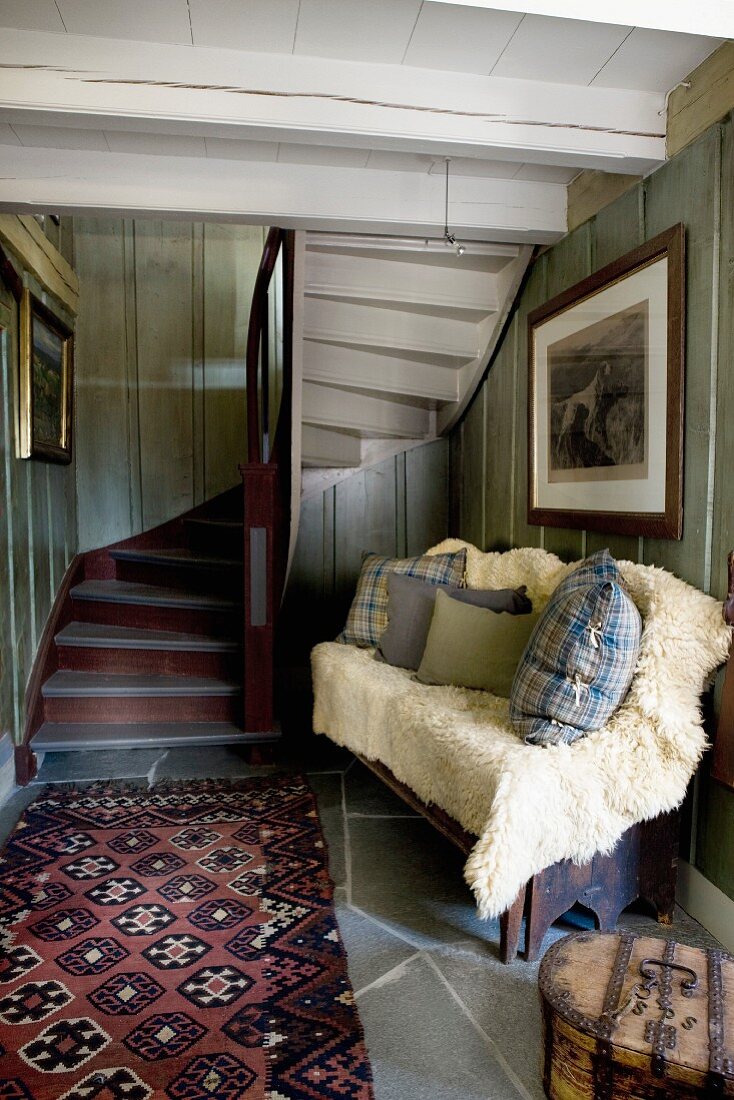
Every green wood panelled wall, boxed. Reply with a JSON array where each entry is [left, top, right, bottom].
[[0, 221, 77, 745], [281, 441, 450, 672], [73, 218, 266, 550], [450, 114, 734, 902]]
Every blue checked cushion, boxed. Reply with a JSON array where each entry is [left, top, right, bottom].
[[509, 556, 642, 746], [552, 547, 620, 599], [338, 548, 467, 648]]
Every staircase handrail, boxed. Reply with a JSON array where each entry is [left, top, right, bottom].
[[246, 225, 285, 464]]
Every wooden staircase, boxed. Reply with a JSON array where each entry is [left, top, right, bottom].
[[29, 489, 279, 754], [16, 228, 300, 783]]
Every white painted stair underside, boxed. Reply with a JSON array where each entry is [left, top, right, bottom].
[[300, 231, 531, 487]]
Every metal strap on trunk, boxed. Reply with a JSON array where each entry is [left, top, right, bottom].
[[595, 933, 635, 1100], [707, 950, 727, 1097]]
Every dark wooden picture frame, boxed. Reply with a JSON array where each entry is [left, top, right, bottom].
[[19, 288, 74, 464], [528, 223, 685, 539]]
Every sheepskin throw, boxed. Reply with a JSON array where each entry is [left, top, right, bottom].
[[311, 542, 731, 920]]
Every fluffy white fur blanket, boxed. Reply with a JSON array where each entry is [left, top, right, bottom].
[[311, 541, 732, 919]]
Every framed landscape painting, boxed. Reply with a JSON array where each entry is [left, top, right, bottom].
[[19, 288, 74, 464], [528, 223, 685, 539]]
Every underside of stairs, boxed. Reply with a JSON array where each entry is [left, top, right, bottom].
[[27, 487, 280, 758], [300, 232, 532, 486]]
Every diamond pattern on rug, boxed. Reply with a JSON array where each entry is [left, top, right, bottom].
[[84, 877, 146, 906], [169, 827, 221, 851], [107, 829, 159, 854], [61, 854, 120, 880], [111, 904, 176, 937], [177, 965, 253, 1009], [187, 898, 252, 932], [0, 979, 74, 1025], [30, 907, 100, 942], [195, 846, 253, 874], [141, 934, 211, 970], [0, 775, 373, 1099], [18, 1017, 110, 1073], [58, 1067, 152, 1099], [167, 1052, 256, 1099], [123, 1012, 206, 1061], [157, 874, 216, 903], [88, 972, 164, 1016], [56, 937, 131, 976], [0, 945, 43, 986], [130, 851, 186, 877], [30, 881, 74, 910]]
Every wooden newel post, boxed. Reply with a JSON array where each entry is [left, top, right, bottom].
[[711, 550, 734, 790], [240, 463, 278, 733]]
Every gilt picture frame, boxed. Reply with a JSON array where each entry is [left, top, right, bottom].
[[528, 223, 685, 540], [19, 288, 74, 464]]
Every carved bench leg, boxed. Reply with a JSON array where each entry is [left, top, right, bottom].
[[499, 887, 526, 963]]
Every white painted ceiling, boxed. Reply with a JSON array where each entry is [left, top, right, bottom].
[[0, 0, 719, 92], [0, 1, 725, 237]]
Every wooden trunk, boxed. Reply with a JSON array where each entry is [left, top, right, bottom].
[[539, 931, 734, 1098]]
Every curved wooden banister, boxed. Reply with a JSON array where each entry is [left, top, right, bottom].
[[246, 226, 284, 463], [241, 226, 295, 733]]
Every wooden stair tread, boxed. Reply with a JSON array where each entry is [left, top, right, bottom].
[[110, 547, 241, 569], [42, 671, 241, 697], [55, 622, 239, 652], [184, 517, 243, 530], [71, 580, 241, 610], [32, 722, 279, 751]]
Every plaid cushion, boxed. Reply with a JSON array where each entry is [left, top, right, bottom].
[[338, 549, 467, 648], [553, 547, 620, 599], [509, 556, 641, 746]]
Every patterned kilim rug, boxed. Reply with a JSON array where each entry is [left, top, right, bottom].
[[0, 774, 373, 1100]]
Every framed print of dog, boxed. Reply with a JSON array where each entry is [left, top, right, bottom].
[[527, 223, 685, 540]]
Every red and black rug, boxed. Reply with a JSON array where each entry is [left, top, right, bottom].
[[0, 774, 373, 1100]]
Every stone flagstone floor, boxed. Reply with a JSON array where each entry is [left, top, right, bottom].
[[0, 741, 720, 1100]]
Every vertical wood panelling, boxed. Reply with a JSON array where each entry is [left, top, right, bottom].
[[642, 126, 721, 589], [450, 113, 734, 904], [203, 223, 262, 500], [74, 218, 132, 550], [0, 238, 76, 746], [484, 317, 517, 550], [541, 223, 592, 562], [405, 439, 449, 554], [513, 257, 547, 549], [282, 440, 450, 670], [74, 219, 266, 548], [459, 387, 486, 548], [711, 114, 734, 603], [135, 221, 195, 530], [585, 186, 645, 563]]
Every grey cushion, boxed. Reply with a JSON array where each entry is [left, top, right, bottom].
[[377, 573, 532, 670]]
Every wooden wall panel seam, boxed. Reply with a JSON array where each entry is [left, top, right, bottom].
[[1, 328, 21, 741], [702, 125, 723, 595]]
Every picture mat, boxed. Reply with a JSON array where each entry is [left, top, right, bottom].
[[533, 256, 668, 515]]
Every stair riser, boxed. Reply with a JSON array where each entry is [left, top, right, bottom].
[[71, 598, 241, 638], [185, 525, 243, 557], [44, 695, 241, 723], [113, 559, 243, 596], [56, 646, 239, 679]]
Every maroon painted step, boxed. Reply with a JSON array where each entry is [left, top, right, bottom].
[[111, 547, 243, 594], [184, 516, 244, 556], [55, 622, 239, 678], [70, 580, 242, 636], [42, 671, 241, 724]]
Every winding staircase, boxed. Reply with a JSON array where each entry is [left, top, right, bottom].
[[16, 227, 531, 784]]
